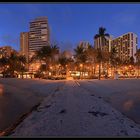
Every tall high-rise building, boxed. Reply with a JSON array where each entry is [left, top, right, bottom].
[[79, 41, 90, 49], [29, 17, 50, 58], [94, 36, 112, 52], [111, 32, 138, 62], [94, 32, 138, 62], [20, 32, 29, 62]]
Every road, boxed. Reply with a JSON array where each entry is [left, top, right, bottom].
[[0, 78, 140, 135], [0, 78, 65, 131]]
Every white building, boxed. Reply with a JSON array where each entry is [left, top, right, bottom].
[[111, 32, 138, 62], [94, 32, 138, 62]]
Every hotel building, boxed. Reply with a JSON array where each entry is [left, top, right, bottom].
[[94, 32, 138, 62], [94, 36, 112, 52], [111, 32, 138, 62], [29, 17, 50, 58], [79, 41, 90, 49]]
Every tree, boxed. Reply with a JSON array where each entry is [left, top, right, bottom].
[[109, 46, 118, 78], [0, 53, 27, 78], [86, 45, 98, 78], [50, 44, 59, 76], [96, 48, 103, 80], [34, 45, 60, 78], [135, 49, 140, 78], [0, 56, 9, 77], [8, 53, 19, 77], [58, 54, 72, 78], [102, 50, 111, 78], [129, 56, 134, 65], [74, 45, 87, 79], [94, 27, 110, 80], [18, 55, 27, 79]]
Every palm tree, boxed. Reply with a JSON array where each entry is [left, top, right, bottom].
[[35, 45, 52, 77], [58, 55, 71, 78], [8, 53, 19, 77], [34, 45, 60, 78], [102, 50, 111, 78], [96, 48, 103, 80], [0, 56, 9, 77], [135, 49, 140, 78], [109, 46, 118, 78], [50, 44, 59, 76], [94, 27, 110, 80], [74, 45, 87, 79], [0, 53, 27, 78], [51, 44, 59, 58], [94, 27, 110, 50], [18, 55, 27, 79], [86, 45, 98, 78]]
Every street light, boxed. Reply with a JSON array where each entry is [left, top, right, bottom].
[[80, 64, 83, 67]]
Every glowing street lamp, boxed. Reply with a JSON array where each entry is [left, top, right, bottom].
[[80, 64, 83, 67], [36, 65, 39, 69]]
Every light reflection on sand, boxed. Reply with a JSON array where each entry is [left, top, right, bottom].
[[0, 84, 4, 96], [123, 100, 134, 111]]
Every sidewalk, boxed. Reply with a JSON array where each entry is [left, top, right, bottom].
[[11, 81, 140, 137]]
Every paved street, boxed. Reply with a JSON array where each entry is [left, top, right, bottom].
[[0, 78, 140, 136]]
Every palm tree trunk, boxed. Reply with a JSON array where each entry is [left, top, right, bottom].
[[138, 65, 140, 78], [66, 66, 68, 79], [98, 62, 101, 80], [105, 63, 108, 79], [3, 67, 5, 78], [83, 64, 86, 79], [94, 64, 96, 77], [22, 71, 23, 79]]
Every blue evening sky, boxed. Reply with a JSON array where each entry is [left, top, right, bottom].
[[0, 3, 140, 51]]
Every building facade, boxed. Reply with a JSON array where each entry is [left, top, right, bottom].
[[20, 32, 29, 62], [94, 32, 138, 62], [79, 41, 90, 49], [94, 36, 112, 52], [111, 32, 138, 62], [29, 17, 50, 58]]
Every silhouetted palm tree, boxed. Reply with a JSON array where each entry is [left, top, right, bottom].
[[109, 46, 118, 77], [50, 44, 59, 76], [74, 45, 87, 79], [86, 45, 98, 78], [0, 56, 9, 77], [8, 53, 19, 77], [135, 49, 140, 78], [58, 55, 71, 78], [18, 55, 27, 79], [34, 45, 60, 78], [94, 27, 110, 80]]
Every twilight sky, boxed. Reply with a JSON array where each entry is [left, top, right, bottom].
[[0, 3, 140, 51]]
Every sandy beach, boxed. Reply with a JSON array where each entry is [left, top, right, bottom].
[[0, 79, 138, 137]]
